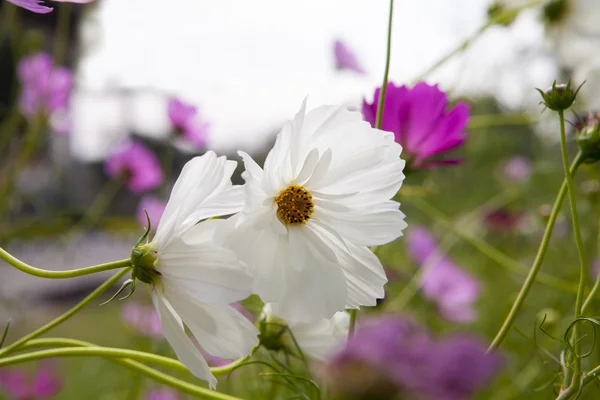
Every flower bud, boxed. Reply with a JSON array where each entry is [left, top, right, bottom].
[[487, 3, 519, 26], [542, 0, 568, 24], [576, 112, 600, 163], [536, 80, 582, 112], [257, 305, 288, 352]]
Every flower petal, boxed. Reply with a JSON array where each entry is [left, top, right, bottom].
[[166, 290, 259, 360], [152, 292, 216, 389]]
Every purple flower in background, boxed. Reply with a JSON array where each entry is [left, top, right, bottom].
[[7, 0, 94, 14], [136, 195, 167, 232], [17, 52, 72, 119], [167, 98, 209, 149], [146, 388, 178, 400], [426, 336, 502, 400], [483, 208, 524, 233], [324, 315, 502, 400], [363, 82, 469, 169], [333, 39, 365, 74], [406, 227, 480, 323], [0, 362, 62, 399], [324, 315, 431, 399], [121, 302, 163, 339], [502, 156, 532, 183], [104, 140, 163, 193]]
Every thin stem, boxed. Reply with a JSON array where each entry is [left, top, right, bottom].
[[582, 213, 600, 312], [415, 0, 542, 81], [0, 247, 130, 279], [0, 269, 129, 356], [53, 4, 71, 65], [558, 110, 587, 389], [488, 153, 584, 351], [5, 342, 243, 400], [19, 338, 247, 378], [348, 309, 357, 337], [412, 198, 579, 293], [374, 0, 394, 130]]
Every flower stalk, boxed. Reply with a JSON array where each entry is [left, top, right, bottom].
[[488, 152, 584, 351]]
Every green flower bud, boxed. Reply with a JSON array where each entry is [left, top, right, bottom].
[[576, 113, 600, 163], [487, 3, 519, 27], [536, 80, 583, 112], [257, 306, 287, 352], [542, 0, 569, 24]]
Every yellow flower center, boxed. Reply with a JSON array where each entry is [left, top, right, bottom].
[[274, 184, 314, 225]]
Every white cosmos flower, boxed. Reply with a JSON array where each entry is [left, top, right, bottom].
[[261, 304, 349, 361], [140, 151, 259, 389], [226, 100, 406, 323]]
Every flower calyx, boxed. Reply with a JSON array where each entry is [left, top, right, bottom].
[[537, 80, 584, 112], [130, 209, 161, 285], [257, 308, 291, 353]]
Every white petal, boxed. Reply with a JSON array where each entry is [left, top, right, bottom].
[[291, 311, 349, 361], [154, 151, 241, 249], [309, 224, 387, 308], [152, 292, 216, 389], [167, 290, 259, 360], [293, 148, 319, 185], [315, 202, 407, 246], [269, 252, 347, 324], [158, 222, 253, 304]]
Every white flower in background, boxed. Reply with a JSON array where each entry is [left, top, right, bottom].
[[133, 151, 259, 389], [260, 304, 349, 361], [226, 100, 406, 323], [543, 0, 600, 70]]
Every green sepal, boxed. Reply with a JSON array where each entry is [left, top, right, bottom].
[[100, 278, 136, 306]]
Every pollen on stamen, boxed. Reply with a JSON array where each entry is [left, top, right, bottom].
[[274, 184, 314, 225]]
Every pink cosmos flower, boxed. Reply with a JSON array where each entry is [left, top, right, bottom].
[[167, 98, 209, 149], [17, 52, 72, 119], [502, 156, 532, 183], [7, 0, 94, 14], [406, 226, 480, 323], [104, 140, 164, 193], [136, 195, 167, 232], [363, 82, 469, 169], [0, 362, 62, 399], [333, 39, 365, 74]]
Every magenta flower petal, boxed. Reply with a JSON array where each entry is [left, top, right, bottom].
[[136, 195, 167, 232], [32, 363, 62, 398], [17, 52, 73, 119], [146, 388, 179, 400], [167, 97, 209, 149], [363, 82, 468, 169], [0, 369, 30, 399], [333, 39, 365, 75], [104, 140, 163, 193], [406, 226, 480, 323], [6, 0, 53, 13]]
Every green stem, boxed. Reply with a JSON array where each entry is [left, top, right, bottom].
[[5, 341, 243, 400], [412, 198, 579, 293], [18, 338, 246, 378], [53, 4, 71, 65], [0, 269, 129, 356], [348, 309, 357, 337], [582, 214, 600, 313], [488, 152, 584, 351], [558, 110, 587, 389], [0, 247, 130, 279], [374, 0, 394, 130], [415, 0, 542, 81]]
